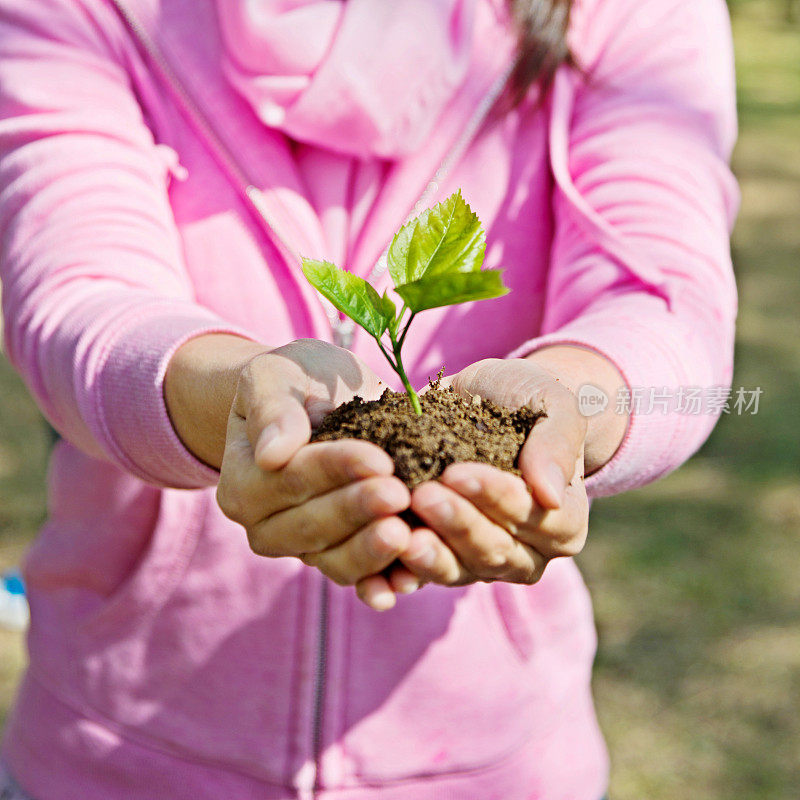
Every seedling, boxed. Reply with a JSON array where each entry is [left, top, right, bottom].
[[302, 190, 509, 415]]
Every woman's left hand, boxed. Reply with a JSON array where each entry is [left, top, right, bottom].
[[389, 358, 589, 588]]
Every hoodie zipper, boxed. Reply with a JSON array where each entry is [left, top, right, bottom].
[[311, 580, 329, 795], [109, 3, 513, 792], [111, 0, 514, 349], [109, 0, 332, 342]]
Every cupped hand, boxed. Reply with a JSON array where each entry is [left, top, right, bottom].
[[216, 339, 412, 610], [390, 358, 589, 588]]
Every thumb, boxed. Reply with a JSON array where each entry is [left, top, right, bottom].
[[250, 398, 311, 471], [235, 358, 312, 471], [519, 393, 586, 510]]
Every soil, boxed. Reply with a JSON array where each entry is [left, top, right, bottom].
[[311, 382, 544, 489]]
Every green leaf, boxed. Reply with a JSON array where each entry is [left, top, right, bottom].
[[301, 258, 395, 339], [378, 290, 397, 328], [385, 292, 402, 339], [386, 189, 486, 287], [395, 269, 509, 313]]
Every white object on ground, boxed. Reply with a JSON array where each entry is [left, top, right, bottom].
[[0, 570, 29, 631]]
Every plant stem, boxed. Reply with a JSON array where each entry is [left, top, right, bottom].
[[375, 338, 398, 371], [398, 312, 416, 350], [391, 338, 422, 415], [375, 325, 423, 416]]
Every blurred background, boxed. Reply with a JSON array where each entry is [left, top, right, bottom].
[[1, 0, 798, 796]]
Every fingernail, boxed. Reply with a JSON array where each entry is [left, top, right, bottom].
[[544, 462, 567, 507], [417, 500, 452, 523], [373, 523, 404, 553], [368, 483, 410, 516], [392, 570, 421, 594], [452, 477, 482, 497], [370, 589, 396, 611], [255, 423, 281, 462], [348, 457, 385, 480], [409, 545, 436, 569], [395, 577, 420, 595]]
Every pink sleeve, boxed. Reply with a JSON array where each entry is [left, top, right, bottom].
[[509, 0, 739, 498], [0, 0, 253, 488]]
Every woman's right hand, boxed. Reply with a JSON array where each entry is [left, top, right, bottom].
[[215, 339, 414, 610]]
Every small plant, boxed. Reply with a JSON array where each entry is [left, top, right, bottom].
[[302, 190, 509, 415]]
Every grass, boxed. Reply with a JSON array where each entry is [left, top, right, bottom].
[[580, 3, 800, 797], [0, 356, 49, 730], [0, 1, 798, 795]]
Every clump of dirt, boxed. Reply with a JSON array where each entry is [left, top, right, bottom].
[[311, 382, 544, 489]]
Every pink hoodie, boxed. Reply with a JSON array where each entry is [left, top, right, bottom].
[[0, 0, 737, 798]]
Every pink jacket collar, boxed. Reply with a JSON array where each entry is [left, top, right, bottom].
[[108, 0, 518, 285]]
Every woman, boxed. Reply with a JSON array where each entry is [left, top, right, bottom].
[[0, 0, 738, 797]]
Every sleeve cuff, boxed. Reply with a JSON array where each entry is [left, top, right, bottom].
[[86, 302, 256, 489], [506, 313, 715, 498]]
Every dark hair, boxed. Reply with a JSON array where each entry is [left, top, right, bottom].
[[507, 0, 573, 105]]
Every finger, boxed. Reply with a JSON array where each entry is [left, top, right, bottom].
[[264, 440, 395, 517], [385, 563, 422, 595], [247, 476, 410, 557], [448, 358, 502, 399], [303, 517, 412, 586], [236, 356, 312, 471], [217, 413, 270, 526], [516, 454, 589, 559], [519, 395, 586, 510], [218, 421, 395, 524], [441, 460, 588, 560], [411, 482, 544, 583], [439, 462, 537, 531], [355, 574, 398, 612], [399, 528, 474, 586]]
